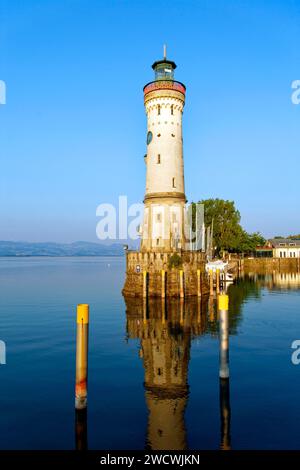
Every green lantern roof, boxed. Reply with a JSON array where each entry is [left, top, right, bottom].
[[151, 46, 177, 81], [152, 59, 176, 81]]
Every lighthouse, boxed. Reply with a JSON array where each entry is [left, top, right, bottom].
[[141, 48, 187, 252], [123, 50, 208, 298]]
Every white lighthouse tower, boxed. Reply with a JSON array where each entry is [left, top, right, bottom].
[[141, 48, 187, 252], [123, 50, 208, 298]]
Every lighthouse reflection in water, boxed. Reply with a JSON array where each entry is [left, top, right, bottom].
[[125, 296, 231, 450]]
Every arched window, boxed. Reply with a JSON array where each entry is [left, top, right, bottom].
[[172, 177, 176, 188], [158, 104, 161, 115], [157, 154, 161, 164], [171, 104, 174, 115]]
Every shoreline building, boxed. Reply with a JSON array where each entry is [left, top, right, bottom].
[[255, 239, 300, 258], [123, 51, 209, 298], [270, 239, 300, 258]]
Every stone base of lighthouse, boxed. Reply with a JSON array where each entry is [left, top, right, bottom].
[[122, 251, 209, 298]]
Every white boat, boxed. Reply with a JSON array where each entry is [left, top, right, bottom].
[[205, 260, 233, 282], [223, 272, 234, 282]]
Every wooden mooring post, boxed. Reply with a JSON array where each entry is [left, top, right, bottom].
[[161, 298, 166, 324], [179, 269, 184, 298], [143, 298, 147, 324], [197, 269, 201, 297], [143, 271, 148, 298], [209, 269, 214, 296], [180, 298, 184, 325], [161, 269, 166, 298], [216, 269, 220, 294]]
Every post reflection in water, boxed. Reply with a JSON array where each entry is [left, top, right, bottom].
[[71, 275, 263, 450], [219, 378, 231, 450], [247, 272, 300, 290], [75, 408, 88, 451], [125, 296, 208, 450], [218, 294, 231, 450]]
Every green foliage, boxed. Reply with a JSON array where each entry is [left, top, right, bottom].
[[193, 198, 265, 254], [168, 253, 182, 269], [236, 230, 266, 253], [197, 198, 241, 253], [274, 234, 300, 240]]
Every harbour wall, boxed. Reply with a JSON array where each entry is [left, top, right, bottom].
[[232, 257, 300, 274], [123, 251, 210, 298]]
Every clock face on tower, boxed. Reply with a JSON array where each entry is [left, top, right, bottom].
[[147, 131, 153, 145]]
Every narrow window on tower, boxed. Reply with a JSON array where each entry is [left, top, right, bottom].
[[172, 177, 176, 188], [157, 154, 161, 164], [158, 104, 161, 115], [171, 104, 174, 115]]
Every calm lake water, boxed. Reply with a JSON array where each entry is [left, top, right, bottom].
[[0, 257, 300, 450]]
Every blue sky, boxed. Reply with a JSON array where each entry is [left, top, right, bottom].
[[0, 0, 299, 242]]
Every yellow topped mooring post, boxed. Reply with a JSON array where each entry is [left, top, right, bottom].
[[179, 269, 184, 298], [180, 298, 184, 325], [216, 269, 220, 294], [161, 270, 165, 298], [197, 297, 201, 325], [143, 271, 148, 298], [161, 298, 166, 325], [209, 269, 214, 296], [197, 269, 201, 297], [143, 298, 147, 324], [75, 304, 89, 410], [218, 294, 229, 379]]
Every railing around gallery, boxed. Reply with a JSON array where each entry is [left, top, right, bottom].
[[143, 80, 186, 96]]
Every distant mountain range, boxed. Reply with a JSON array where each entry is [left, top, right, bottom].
[[0, 241, 125, 257]]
